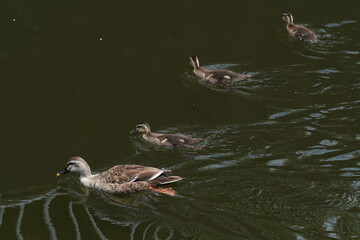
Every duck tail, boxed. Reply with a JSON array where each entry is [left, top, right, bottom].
[[190, 56, 200, 69], [150, 175, 183, 186]]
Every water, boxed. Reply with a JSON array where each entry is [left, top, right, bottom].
[[0, 0, 359, 239]]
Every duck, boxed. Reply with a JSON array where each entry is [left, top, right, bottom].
[[130, 122, 202, 147], [282, 12, 317, 43], [56, 156, 183, 196], [189, 56, 249, 84]]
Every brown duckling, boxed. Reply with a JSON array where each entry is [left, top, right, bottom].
[[130, 122, 202, 147], [282, 12, 317, 43], [56, 156, 183, 196], [189, 56, 249, 84]]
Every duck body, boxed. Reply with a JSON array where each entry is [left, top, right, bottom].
[[283, 13, 317, 43], [190, 56, 249, 84], [286, 24, 317, 42], [143, 132, 202, 147], [57, 157, 183, 194], [131, 122, 202, 147]]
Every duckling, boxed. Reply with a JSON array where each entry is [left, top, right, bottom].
[[130, 122, 202, 147], [189, 56, 249, 84], [56, 156, 183, 196], [282, 12, 317, 43]]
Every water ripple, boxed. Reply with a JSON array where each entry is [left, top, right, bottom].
[[323, 150, 360, 162]]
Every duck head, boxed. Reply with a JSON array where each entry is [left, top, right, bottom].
[[56, 156, 91, 177], [282, 12, 294, 24], [130, 122, 151, 134]]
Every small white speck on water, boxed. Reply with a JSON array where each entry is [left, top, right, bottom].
[[99, 38, 103, 41], [12, 19, 16, 22]]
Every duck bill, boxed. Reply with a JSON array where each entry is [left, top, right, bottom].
[[56, 168, 70, 176], [129, 129, 136, 134]]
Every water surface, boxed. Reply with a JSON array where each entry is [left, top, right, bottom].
[[0, 0, 359, 239]]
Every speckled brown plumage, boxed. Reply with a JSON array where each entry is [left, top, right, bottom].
[[130, 122, 203, 147], [156, 134, 202, 147], [56, 157, 183, 195], [283, 13, 317, 43], [189, 56, 249, 84]]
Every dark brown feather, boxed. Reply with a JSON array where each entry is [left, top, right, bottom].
[[103, 181, 150, 194], [96, 165, 163, 183], [93, 165, 182, 193], [157, 134, 202, 147], [149, 175, 183, 187], [288, 24, 317, 43], [205, 70, 247, 83]]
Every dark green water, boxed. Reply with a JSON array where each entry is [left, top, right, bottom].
[[0, 0, 359, 239]]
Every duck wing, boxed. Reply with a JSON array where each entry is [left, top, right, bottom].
[[205, 70, 247, 83], [292, 26, 317, 42], [158, 134, 202, 147], [93, 165, 183, 194], [97, 165, 167, 184]]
